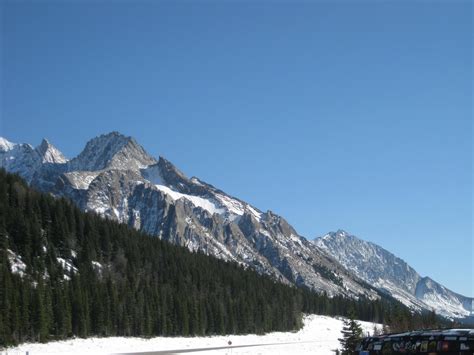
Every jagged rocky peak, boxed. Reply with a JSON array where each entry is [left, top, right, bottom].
[[0, 138, 42, 183], [0, 137, 16, 152], [36, 139, 68, 164], [69, 131, 157, 171], [144, 157, 207, 191], [154, 156, 211, 196], [314, 230, 421, 287], [262, 210, 297, 236], [319, 230, 362, 248], [157, 156, 188, 185], [237, 210, 261, 235], [335, 229, 349, 236], [323, 229, 350, 239]]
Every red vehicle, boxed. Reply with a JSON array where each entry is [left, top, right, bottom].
[[356, 329, 474, 355]]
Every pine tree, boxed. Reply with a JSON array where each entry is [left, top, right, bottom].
[[338, 309, 363, 355]]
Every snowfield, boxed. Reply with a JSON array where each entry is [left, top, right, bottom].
[[5, 315, 381, 355]]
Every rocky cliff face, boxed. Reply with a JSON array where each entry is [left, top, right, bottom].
[[0, 132, 379, 300], [314, 230, 473, 319], [0, 137, 67, 183]]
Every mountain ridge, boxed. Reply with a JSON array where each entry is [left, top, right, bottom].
[[313, 230, 473, 319], [0, 132, 379, 300], [2, 132, 471, 321]]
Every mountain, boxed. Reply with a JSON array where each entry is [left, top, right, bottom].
[[0, 132, 379, 300], [313, 230, 473, 319], [0, 137, 67, 183], [0, 169, 303, 345], [2, 169, 423, 347], [36, 138, 68, 164], [67, 131, 156, 171]]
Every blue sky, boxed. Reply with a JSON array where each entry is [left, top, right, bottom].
[[1, 1, 472, 296]]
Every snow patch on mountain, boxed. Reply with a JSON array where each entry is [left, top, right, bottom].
[[374, 279, 425, 311], [155, 184, 224, 215], [63, 171, 100, 190], [214, 193, 262, 221], [247, 205, 262, 221], [215, 193, 246, 216]]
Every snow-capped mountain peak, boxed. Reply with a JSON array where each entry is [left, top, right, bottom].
[[0, 138, 41, 182], [0, 137, 16, 152], [36, 139, 68, 164], [322, 229, 350, 240], [313, 231, 473, 319]]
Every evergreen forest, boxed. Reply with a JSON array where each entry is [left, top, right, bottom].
[[0, 169, 451, 347]]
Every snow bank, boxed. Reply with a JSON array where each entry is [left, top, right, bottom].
[[155, 184, 224, 215], [5, 315, 381, 355]]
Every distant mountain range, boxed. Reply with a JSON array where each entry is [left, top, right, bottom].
[[314, 230, 473, 319], [1, 132, 472, 320]]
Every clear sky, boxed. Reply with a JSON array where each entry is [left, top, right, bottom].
[[1, 0, 472, 297]]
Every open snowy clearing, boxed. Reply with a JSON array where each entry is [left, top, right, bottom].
[[5, 315, 381, 355]]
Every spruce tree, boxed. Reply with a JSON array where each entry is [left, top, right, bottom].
[[338, 309, 363, 355]]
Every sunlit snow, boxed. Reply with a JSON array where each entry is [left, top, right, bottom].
[[155, 184, 225, 216], [6, 315, 381, 355], [7, 249, 27, 277]]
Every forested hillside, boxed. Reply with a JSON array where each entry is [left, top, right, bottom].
[[0, 170, 448, 347]]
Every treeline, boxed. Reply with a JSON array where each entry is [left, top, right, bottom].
[[0, 169, 450, 347]]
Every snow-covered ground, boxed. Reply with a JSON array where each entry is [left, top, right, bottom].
[[4, 315, 381, 355]]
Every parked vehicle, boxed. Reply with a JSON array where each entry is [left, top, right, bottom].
[[356, 329, 474, 355]]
